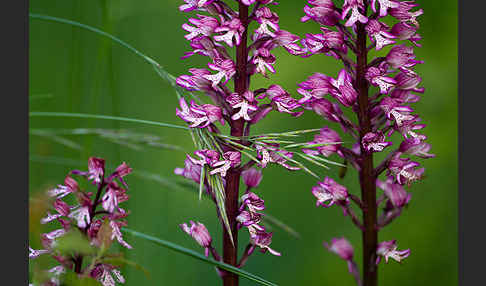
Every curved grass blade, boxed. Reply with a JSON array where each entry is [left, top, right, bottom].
[[262, 214, 301, 239], [29, 13, 160, 67], [29, 112, 188, 130], [30, 129, 82, 151], [122, 228, 277, 286]]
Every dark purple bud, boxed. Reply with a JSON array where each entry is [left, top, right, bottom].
[[242, 168, 263, 189]]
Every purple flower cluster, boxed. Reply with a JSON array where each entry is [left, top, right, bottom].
[[175, 0, 306, 132], [29, 157, 133, 286], [297, 0, 430, 283], [174, 1, 310, 274]]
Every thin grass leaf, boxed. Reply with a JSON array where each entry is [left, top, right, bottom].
[[122, 228, 277, 286], [303, 153, 347, 167], [29, 112, 188, 130], [263, 214, 301, 239], [30, 130, 82, 150], [273, 150, 320, 179], [284, 141, 343, 149], [30, 14, 200, 104], [296, 153, 330, 170], [29, 13, 160, 67], [199, 166, 206, 201], [207, 173, 234, 246]]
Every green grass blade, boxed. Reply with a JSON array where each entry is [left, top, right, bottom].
[[263, 214, 301, 239], [29, 13, 159, 67], [29, 112, 189, 130], [122, 228, 277, 286]]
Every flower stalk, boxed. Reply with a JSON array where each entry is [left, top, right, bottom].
[[296, 0, 431, 285]]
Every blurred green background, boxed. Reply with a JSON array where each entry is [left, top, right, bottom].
[[29, 0, 457, 285]]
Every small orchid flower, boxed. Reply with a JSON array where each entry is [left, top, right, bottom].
[[179, 0, 215, 13], [214, 17, 245, 47], [362, 132, 393, 153], [366, 20, 396, 51], [180, 221, 213, 257], [376, 240, 411, 264], [341, 0, 368, 27], [330, 69, 358, 107], [371, 0, 399, 17], [311, 177, 349, 208]]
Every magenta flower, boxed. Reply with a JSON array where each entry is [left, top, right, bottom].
[[366, 20, 396, 50], [377, 177, 411, 208], [303, 126, 342, 157], [240, 192, 265, 213], [30, 157, 133, 285], [254, 7, 280, 38], [391, 22, 422, 47], [29, 246, 49, 259], [272, 30, 305, 56], [252, 48, 276, 77], [87, 157, 105, 184], [182, 15, 219, 40], [312, 177, 349, 208], [174, 155, 202, 183], [242, 168, 263, 189], [47, 175, 78, 199], [362, 131, 392, 153], [399, 138, 435, 159], [366, 66, 397, 94], [324, 237, 359, 273], [227, 92, 258, 121], [389, 1, 423, 27], [376, 240, 410, 264], [179, 0, 215, 13], [261, 84, 303, 116], [388, 154, 424, 185], [237, 210, 264, 227], [176, 97, 224, 128], [248, 226, 281, 256], [394, 71, 424, 93], [297, 72, 334, 104], [330, 69, 358, 107], [301, 0, 340, 26], [180, 221, 213, 257], [371, 0, 399, 17], [386, 44, 423, 73], [91, 264, 126, 286], [214, 17, 245, 47], [296, 0, 429, 283], [176, 68, 214, 92], [204, 58, 236, 87], [380, 97, 416, 126], [341, 0, 368, 27]]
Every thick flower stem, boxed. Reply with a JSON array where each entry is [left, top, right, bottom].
[[356, 5, 378, 286], [222, 3, 249, 286]]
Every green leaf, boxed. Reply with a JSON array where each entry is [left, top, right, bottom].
[[55, 229, 97, 256], [62, 271, 102, 286], [29, 112, 188, 130], [122, 228, 278, 286]]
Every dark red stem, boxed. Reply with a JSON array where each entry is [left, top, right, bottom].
[[222, 3, 249, 286], [356, 4, 378, 286]]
